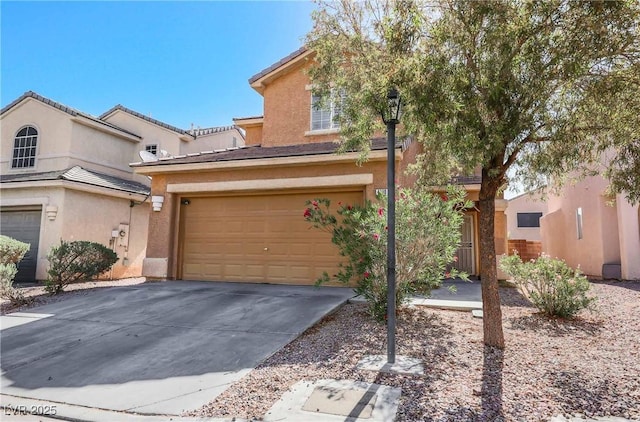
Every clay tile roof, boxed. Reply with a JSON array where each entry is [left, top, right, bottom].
[[233, 115, 264, 121], [99, 104, 194, 138], [188, 125, 240, 137], [132, 137, 404, 168], [1, 166, 150, 196], [1, 91, 141, 139], [248, 47, 308, 84]]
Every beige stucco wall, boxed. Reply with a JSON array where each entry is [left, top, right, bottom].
[[102, 110, 184, 158], [180, 129, 246, 154], [0, 184, 149, 280], [506, 192, 547, 241], [616, 193, 640, 280], [541, 176, 624, 277], [1, 99, 74, 175], [61, 189, 149, 278], [69, 121, 139, 180]]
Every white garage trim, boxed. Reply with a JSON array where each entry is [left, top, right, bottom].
[[167, 174, 374, 194]]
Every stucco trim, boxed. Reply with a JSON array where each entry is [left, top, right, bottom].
[[304, 128, 340, 136], [0, 180, 148, 201], [2, 152, 136, 175], [0, 196, 49, 208], [133, 149, 399, 175], [166, 174, 374, 194], [495, 199, 509, 212]]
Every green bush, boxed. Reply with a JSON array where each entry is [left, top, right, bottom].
[[305, 186, 470, 322], [0, 235, 30, 264], [500, 253, 596, 318], [46, 240, 118, 294], [0, 235, 30, 305]]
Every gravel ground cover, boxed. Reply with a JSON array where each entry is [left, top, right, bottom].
[[0, 277, 146, 315], [189, 281, 640, 422]]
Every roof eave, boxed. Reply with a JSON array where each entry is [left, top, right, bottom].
[[131, 149, 401, 175], [248, 49, 313, 95]]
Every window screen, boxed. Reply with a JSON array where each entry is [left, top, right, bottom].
[[517, 212, 543, 228]]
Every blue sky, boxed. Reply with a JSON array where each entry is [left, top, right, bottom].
[[1, 1, 315, 129]]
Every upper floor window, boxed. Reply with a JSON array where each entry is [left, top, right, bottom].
[[145, 144, 158, 156], [311, 90, 345, 131], [12, 126, 38, 169]]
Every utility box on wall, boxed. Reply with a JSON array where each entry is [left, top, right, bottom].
[[117, 223, 130, 248]]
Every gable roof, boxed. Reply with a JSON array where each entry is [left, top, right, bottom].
[[0, 166, 150, 196], [100, 104, 195, 139], [249, 47, 309, 84], [1, 91, 141, 139], [248, 47, 312, 94]]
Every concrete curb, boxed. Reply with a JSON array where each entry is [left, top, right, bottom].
[[0, 394, 248, 422]]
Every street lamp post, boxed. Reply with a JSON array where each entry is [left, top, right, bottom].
[[381, 88, 402, 364]]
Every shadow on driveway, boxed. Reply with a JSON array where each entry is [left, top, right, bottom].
[[0, 281, 353, 415]]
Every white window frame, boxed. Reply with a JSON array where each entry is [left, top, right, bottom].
[[11, 126, 39, 169], [309, 88, 345, 134], [576, 207, 583, 240], [145, 144, 159, 156]]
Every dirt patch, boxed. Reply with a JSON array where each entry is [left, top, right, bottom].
[[189, 281, 640, 421]]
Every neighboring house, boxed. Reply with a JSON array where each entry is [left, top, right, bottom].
[[0, 92, 151, 282], [133, 47, 509, 284], [1, 92, 242, 283], [184, 126, 245, 153], [100, 105, 245, 160], [541, 175, 640, 280], [505, 190, 547, 260]]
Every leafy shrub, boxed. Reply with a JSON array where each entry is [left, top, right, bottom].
[[0, 235, 30, 305], [0, 235, 30, 264], [500, 253, 596, 318], [305, 186, 470, 322], [46, 240, 118, 294]]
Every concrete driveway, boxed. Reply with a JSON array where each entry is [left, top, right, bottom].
[[0, 281, 353, 416]]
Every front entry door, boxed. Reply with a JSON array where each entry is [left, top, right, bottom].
[[454, 214, 475, 275]]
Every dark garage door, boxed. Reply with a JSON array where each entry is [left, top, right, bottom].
[[1, 207, 42, 283]]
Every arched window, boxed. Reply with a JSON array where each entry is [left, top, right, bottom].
[[12, 126, 38, 169]]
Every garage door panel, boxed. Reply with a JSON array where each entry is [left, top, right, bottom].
[[180, 191, 362, 284], [0, 208, 42, 283]]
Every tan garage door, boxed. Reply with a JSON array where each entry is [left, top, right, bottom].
[[179, 190, 363, 284]]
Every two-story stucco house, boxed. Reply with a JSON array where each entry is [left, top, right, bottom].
[[1, 91, 244, 282], [133, 47, 509, 284]]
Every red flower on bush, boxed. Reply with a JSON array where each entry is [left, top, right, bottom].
[[363, 271, 371, 278], [440, 193, 448, 201], [303, 208, 312, 219], [378, 208, 384, 217], [312, 200, 319, 209], [373, 233, 380, 241]]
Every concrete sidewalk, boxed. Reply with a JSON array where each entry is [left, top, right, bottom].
[[411, 278, 483, 310]]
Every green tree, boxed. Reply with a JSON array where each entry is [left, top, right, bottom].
[[306, 0, 640, 348]]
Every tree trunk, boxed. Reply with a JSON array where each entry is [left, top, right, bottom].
[[478, 168, 505, 349]]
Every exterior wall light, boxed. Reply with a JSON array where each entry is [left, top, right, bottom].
[[151, 195, 165, 212]]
